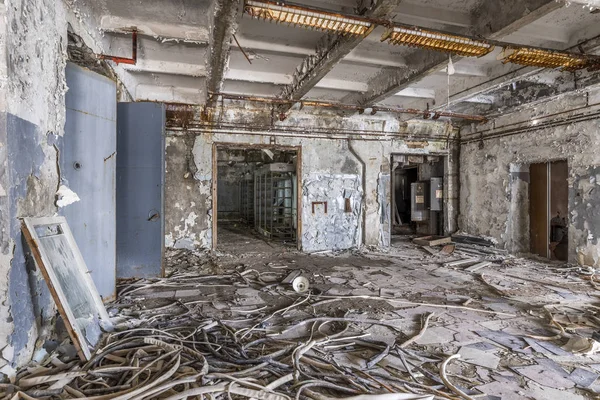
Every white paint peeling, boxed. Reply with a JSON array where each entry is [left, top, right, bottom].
[[55, 185, 81, 208]]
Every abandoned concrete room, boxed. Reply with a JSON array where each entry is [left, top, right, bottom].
[[3, 0, 600, 398]]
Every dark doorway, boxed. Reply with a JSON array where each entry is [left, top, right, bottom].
[[393, 166, 418, 234], [214, 145, 299, 251], [529, 160, 568, 261], [391, 154, 445, 236]]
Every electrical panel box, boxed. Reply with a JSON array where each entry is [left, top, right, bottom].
[[430, 177, 443, 211], [411, 182, 429, 221]]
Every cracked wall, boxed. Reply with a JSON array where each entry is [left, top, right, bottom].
[[460, 87, 600, 265], [164, 102, 457, 252], [0, 0, 67, 375]]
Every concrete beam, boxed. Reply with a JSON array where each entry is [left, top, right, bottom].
[[123, 60, 207, 77], [206, 0, 240, 108], [277, 0, 401, 111], [434, 35, 600, 111], [395, 87, 435, 99], [343, 0, 563, 107], [225, 69, 368, 92], [100, 15, 210, 44]]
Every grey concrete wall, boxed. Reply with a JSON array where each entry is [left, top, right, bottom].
[[460, 86, 600, 265], [164, 102, 457, 252], [0, 0, 68, 375]]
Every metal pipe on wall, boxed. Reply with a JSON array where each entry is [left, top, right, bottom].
[[347, 140, 366, 246]]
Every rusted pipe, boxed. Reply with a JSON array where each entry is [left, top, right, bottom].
[[98, 28, 138, 65], [209, 92, 488, 122]]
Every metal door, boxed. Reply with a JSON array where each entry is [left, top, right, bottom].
[[61, 63, 117, 301], [116, 103, 165, 278]]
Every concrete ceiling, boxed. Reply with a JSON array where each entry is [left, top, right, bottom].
[[90, 0, 600, 119]]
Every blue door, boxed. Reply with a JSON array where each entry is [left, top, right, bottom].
[[62, 63, 117, 301], [116, 103, 165, 278]]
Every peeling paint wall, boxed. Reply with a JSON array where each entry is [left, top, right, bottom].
[[460, 87, 600, 265], [164, 102, 457, 252], [0, 0, 67, 374], [164, 135, 210, 250]]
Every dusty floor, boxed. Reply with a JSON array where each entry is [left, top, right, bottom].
[[7, 225, 600, 399]]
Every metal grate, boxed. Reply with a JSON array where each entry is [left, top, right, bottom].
[[381, 26, 494, 58], [244, 0, 372, 36]]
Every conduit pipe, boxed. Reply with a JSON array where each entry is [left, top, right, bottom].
[[347, 140, 367, 246]]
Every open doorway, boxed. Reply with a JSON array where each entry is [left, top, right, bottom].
[[529, 160, 568, 261], [212, 144, 300, 251], [391, 154, 445, 236]]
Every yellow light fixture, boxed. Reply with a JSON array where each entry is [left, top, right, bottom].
[[244, 0, 373, 36], [498, 47, 599, 71], [381, 26, 494, 57]]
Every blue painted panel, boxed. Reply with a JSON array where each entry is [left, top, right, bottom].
[[62, 63, 117, 301], [116, 102, 165, 278]]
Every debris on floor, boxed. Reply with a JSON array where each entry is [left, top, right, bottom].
[[5, 235, 600, 399]]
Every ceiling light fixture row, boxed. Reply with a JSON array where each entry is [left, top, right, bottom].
[[244, 0, 372, 36], [243, 0, 600, 71]]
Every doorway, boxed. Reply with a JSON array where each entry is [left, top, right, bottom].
[[391, 154, 445, 236], [212, 144, 301, 251], [529, 160, 568, 260]]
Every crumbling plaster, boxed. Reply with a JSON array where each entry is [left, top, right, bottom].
[[0, 0, 68, 374], [165, 103, 457, 252], [460, 87, 600, 265]]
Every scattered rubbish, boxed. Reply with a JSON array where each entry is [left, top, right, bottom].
[[21, 217, 111, 361], [282, 270, 310, 292], [563, 336, 600, 354], [440, 244, 455, 255], [465, 261, 492, 272], [458, 344, 500, 369], [451, 234, 497, 247], [421, 246, 438, 255], [444, 258, 479, 268], [413, 236, 452, 246]]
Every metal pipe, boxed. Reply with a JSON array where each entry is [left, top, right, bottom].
[[208, 92, 488, 122], [166, 126, 458, 142], [98, 29, 138, 65], [166, 123, 460, 142], [347, 140, 367, 246]]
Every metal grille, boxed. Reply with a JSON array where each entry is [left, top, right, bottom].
[[244, 0, 372, 36], [254, 166, 296, 242], [381, 27, 494, 57]]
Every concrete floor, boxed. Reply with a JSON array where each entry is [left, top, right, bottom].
[[115, 230, 600, 399]]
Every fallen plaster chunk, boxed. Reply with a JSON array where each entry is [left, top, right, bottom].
[[563, 336, 600, 355], [457, 344, 500, 369], [55, 185, 80, 207]]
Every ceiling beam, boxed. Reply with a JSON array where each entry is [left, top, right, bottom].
[[100, 15, 210, 44], [434, 35, 600, 111], [276, 0, 401, 112], [343, 0, 564, 107], [205, 0, 240, 109]]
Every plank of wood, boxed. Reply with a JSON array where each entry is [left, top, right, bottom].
[[465, 261, 492, 272], [421, 246, 438, 255], [444, 258, 479, 268], [413, 236, 452, 246]]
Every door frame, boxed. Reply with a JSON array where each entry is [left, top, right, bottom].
[[211, 142, 302, 250]]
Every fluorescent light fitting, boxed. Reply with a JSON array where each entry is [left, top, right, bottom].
[[244, 0, 372, 36], [499, 47, 600, 71], [381, 26, 494, 57]]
